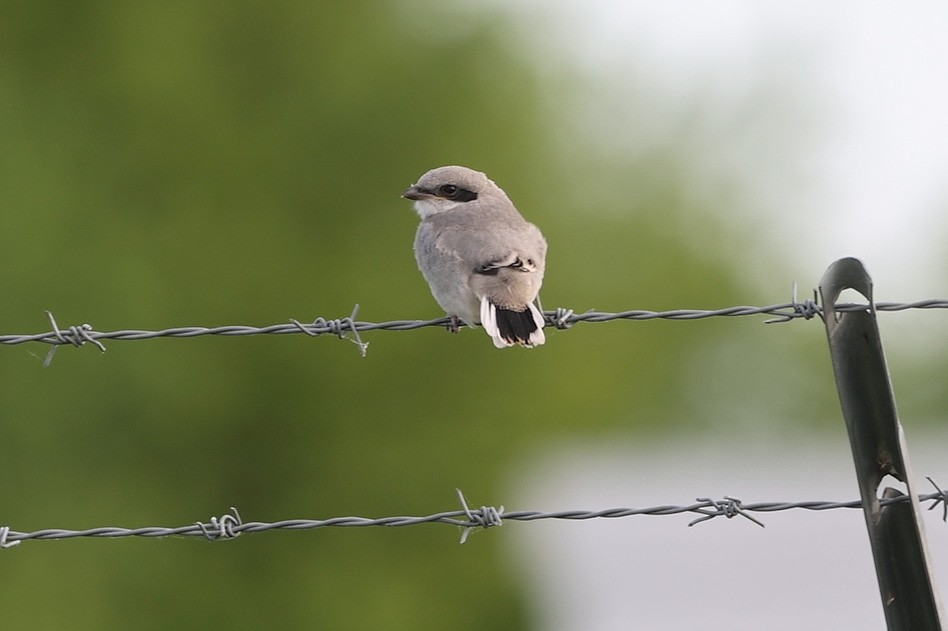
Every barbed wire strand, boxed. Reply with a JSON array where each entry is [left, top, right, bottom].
[[1, 298, 946, 362], [1, 479, 944, 548]]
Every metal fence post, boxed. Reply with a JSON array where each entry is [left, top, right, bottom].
[[820, 257, 944, 630]]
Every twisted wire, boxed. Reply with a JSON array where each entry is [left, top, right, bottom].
[[1, 300, 946, 359], [1, 485, 944, 548]]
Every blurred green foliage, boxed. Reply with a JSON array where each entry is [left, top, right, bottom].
[[0, 1, 842, 629]]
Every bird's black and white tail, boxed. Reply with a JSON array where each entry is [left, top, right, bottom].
[[480, 298, 546, 348]]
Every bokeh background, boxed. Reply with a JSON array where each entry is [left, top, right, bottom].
[[1, 1, 946, 629]]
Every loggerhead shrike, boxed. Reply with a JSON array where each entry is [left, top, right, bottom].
[[403, 165, 548, 348]]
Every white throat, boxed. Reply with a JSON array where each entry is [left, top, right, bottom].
[[413, 198, 462, 219]]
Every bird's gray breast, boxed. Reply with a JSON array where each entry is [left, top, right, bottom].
[[414, 220, 480, 322]]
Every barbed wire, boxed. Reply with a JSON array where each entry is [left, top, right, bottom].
[[1, 481, 945, 548], [1, 298, 946, 362]]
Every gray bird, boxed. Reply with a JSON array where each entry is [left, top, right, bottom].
[[403, 165, 548, 348]]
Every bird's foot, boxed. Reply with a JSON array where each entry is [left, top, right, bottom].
[[447, 315, 462, 333]]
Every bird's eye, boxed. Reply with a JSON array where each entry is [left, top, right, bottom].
[[436, 184, 478, 202]]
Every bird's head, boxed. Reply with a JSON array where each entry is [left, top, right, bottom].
[[402, 165, 495, 218]]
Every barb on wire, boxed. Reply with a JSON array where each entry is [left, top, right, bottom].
[[42, 310, 107, 366], [290, 303, 368, 357], [688, 497, 766, 528], [763, 283, 821, 324], [0, 486, 944, 548], [551, 307, 575, 330], [196, 507, 243, 541], [1, 299, 945, 361], [0, 526, 21, 549], [926, 477, 948, 522], [456, 489, 504, 544]]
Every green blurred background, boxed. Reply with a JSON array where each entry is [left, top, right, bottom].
[[1, 2, 944, 629]]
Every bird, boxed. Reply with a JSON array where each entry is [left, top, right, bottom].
[[403, 165, 548, 348]]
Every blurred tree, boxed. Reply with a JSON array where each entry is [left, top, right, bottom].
[[0, 1, 834, 630]]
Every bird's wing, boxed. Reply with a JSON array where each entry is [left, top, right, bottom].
[[431, 217, 545, 275]]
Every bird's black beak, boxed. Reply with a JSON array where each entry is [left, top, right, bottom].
[[402, 185, 427, 200]]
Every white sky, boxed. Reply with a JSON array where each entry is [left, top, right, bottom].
[[491, 3, 948, 629], [494, 0, 948, 299], [507, 429, 948, 631]]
